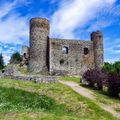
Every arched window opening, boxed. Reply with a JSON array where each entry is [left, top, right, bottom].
[[62, 46, 68, 54]]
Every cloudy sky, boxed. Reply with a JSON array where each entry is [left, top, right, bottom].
[[0, 0, 120, 64]]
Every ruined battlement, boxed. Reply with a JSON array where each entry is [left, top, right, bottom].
[[22, 18, 104, 75]]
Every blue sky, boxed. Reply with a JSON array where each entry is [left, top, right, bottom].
[[0, 0, 120, 64]]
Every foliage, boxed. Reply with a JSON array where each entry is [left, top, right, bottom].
[[107, 72, 120, 97], [114, 61, 120, 73], [83, 69, 107, 90], [0, 54, 4, 70], [10, 52, 22, 64], [102, 62, 114, 73], [83, 68, 120, 97], [102, 61, 120, 97], [103, 61, 120, 73]]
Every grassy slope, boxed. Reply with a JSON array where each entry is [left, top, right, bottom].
[[0, 78, 119, 120], [60, 76, 120, 114], [60, 76, 80, 83]]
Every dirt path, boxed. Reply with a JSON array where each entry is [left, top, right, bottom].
[[59, 80, 120, 119]]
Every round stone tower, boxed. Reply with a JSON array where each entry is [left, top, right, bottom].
[[29, 18, 50, 73], [91, 30, 104, 69]]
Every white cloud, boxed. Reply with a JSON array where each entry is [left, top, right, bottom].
[[0, 47, 3, 52], [103, 37, 120, 63], [104, 40, 120, 53], [0, 0, 31, 19], [3, 54, 11, 65], [0, 0, 17, 18], [0, 45, 21, 64], [50, 0, 117, 39], [105, 58, 120, 63], [0, 14, 29, 44], [0, 0, 30, 45], [0, 0, 30, 64]]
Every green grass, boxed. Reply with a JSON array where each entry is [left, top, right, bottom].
[[58, 76, 120, 117], [19, 67, 29, 75], [0, 87, 54, 112], [60, 76, 80, 83], [80, 84, 120, 114], [0, 78, 119, 120]]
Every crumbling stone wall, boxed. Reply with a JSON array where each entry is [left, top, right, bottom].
[[49, 39, 95, 75], [23, 18, 104, 75], [21, 46, 29, 66]]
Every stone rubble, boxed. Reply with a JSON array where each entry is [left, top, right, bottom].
[[0, 65, 58, 83]]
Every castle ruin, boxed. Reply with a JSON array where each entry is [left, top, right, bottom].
[[22, 18, 104, 75]]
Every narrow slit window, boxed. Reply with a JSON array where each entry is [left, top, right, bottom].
[[62, 46, 68, 54], [84, 48, 89, 55]]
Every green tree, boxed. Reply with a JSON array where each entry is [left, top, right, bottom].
[[103, 61, 120, 73], [113, 61, 120, 73], [102, 62, 113, 73], [0, 54, 4, 70], [10, 52, 22, 64]]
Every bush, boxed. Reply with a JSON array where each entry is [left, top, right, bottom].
[[82, 69, 107, 90], [102, 61, 120, 97], [82, 68, 120, 97], [107, 72, 120, 97]]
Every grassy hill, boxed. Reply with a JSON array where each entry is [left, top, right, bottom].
[[0, 78, 119, 120]]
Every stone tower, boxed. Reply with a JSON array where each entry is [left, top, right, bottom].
[[29, 18, 50, 73], [91, 30, 104, 69]]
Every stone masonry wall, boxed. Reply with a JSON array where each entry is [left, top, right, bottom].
[[49, 38, 95, 75], [26, 18, 104, 75], [29, 18, 50, 73], [91, 31, 104, 69]]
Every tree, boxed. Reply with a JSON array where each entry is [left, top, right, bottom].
[[114, 61, 120, 73], [103, 61, 120, 73], [0, 54, 4, 70], [10, 52, 22, 64]]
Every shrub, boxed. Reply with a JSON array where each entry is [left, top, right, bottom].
[[82, 69, 107, 90], [83, 67, 120, 98], [107, 72, 120, 97]]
